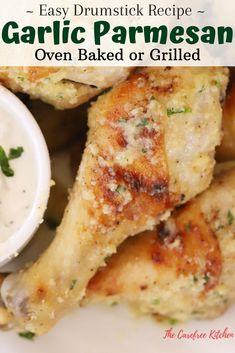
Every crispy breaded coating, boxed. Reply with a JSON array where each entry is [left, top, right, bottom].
[[86, 168, 235, 322], [0, 67, 132, 109], [1, 67, 228, 334]]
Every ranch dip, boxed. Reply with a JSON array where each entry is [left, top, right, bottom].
[[0, 107, 38, 244]]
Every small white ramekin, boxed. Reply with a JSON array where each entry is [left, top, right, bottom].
[[0, 85, 51, 267]]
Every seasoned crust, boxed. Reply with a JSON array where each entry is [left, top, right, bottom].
[[87, 201, 222, 298], [0, 67, 228, 334], [90, 66, 229, 202], [86, 169, 235, 322], [0, 67, 133, 109]]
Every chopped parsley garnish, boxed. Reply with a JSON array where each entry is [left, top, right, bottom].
[[192, 310, 201, 315], [18, 331, 35, 340], [214, 79, 221, 87], [137, 118, 149, 127], [203, 274, 210, 284], [216, 292, 228, 304], [111, 301, 118, 306], [199, 85, 206, 93], [0, 145, 24, 177], [185, 222, 191, 232], [45, 217, 59, 230], [116, 185, 127, 193], [227, 210, 234, 225], [152, 298, 160, 305], [117, 118, 127, 124], [0, 147, 14, 176], [150, 96, 156, 101], [168, 318, 178, 325], [216, 224, 224, 231], [8, 146, 24, 160], [70, 279, 77, 290], [193, 275, 198, 283], [17, 76, 25, 82], [167, 107, 192, 116]]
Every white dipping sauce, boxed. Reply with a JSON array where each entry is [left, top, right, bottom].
[[0, 106, 38, 243]]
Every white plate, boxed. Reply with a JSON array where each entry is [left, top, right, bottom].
[[1, 303, 235, 353]]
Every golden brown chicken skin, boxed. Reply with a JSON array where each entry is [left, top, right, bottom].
[[1, 67, 228, 334], [86, 168, 235, 322], [0, 67, 132, 109]]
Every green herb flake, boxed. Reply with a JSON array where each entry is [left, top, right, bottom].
[[70, 279, 77, 290], [116, 185, 127, 193], [216, 292, 228, 304], [216, 224, 224, 231], [185, 222, 191, 232], [223, 297, 228, 304], [168, 318, 178, 325], [199, 85, 205, 93], [117, 118, 127, 124], [110, 301, 118, 306], [192, 310, 201, 315], [0, 145, 24, 177], [167, 107, 192, 116], [193, 275, 198, 283], [203, 274, 210, 284], [214, 79, 221, 87], [152, 298, 160, 305], [142, 148, 147, 154], [0, 146, 14, 177], [8, 146, 24, 160], [137, 118, 149, 127], [227, 210, 234, 225], [18, 331, 35, 340], [150, 96, 156, 101], [17, 76, 25, 82]]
